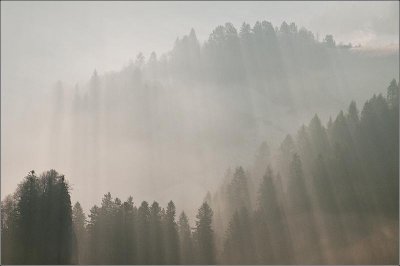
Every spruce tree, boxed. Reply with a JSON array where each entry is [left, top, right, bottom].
[[149, 201, 164, 264], [178, 211, 194, 264], [164, 201, 180, 264], [137, 201, 151, 264], [194, 202, 215, 264], [72, 202, 87, 264]]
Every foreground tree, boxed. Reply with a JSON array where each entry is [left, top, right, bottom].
[[194, 202, 215, 264], [136, 201, 151, 264], [72, 202, 87, 264], [164, 201, 180, 264], [178, 212, 194, 264], [1, 170, 75, 264], [149, 201, 164, 264]]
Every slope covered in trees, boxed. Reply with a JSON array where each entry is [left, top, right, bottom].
[[2, 79, 398, 264], [6, 20, 397, 217], [208, 79, 399, 264]]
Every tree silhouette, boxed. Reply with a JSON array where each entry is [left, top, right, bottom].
[[178, 211, 194, 264], [194, 202, 215, 264]]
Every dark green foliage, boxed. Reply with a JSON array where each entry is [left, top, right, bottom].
[[1, 170, 75, 265]]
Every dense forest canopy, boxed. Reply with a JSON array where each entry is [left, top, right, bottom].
[[2, 79, 398, 264]]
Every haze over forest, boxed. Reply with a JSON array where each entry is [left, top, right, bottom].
[[1, 1, 399, 264], [2, 1, 399, 215]]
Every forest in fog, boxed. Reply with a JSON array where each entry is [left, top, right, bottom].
[[1, 11, 399, 265], [2, 79, 398, 264], [3, 19, 398, 215]]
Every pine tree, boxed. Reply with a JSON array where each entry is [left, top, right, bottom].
[[223, 207, 255, 264], [257, 167, 293, 263], [137, 201, 151, 264], [347, 101, 360, 127], [228, 167, 251, 216], [387, 79, 399, 109], [72, 202, 87, 264], [178, 212, 194, 264], [287, 155, 323, 262], [6, 170, 75, 264], [121, 197, 137, 264], [87, 205, 100, 264], [164, 201, 180, 264], [194, 202, 215, 264], [15, 171, 41, 263], [308, 114, 330, 156], [149, 201, 164, 264], [288, 154, 310, 213]]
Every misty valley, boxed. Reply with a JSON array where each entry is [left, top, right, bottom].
[[1, 8, 399, 266]]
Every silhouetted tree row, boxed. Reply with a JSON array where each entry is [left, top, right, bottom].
[[2, 178, 215, 265], [2, 80, 398, 264]]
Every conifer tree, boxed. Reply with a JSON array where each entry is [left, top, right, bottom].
[[137, 201, 151, 264], [194, 202, 215, 264], [178, 211, 194, 265], [72, 202, 87, 264], [164, 201, 180, 264], [149, 201, 164, 264]]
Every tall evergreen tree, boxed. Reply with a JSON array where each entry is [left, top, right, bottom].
[[3, 170, 75, 264], [149, 201, 164, 264], [178, 211, 194, 265], [72, 202, 87, 264], [15, 170, 42, 264], [223, 207, 255, 264], [387, 79, 399, 109], [228, 167, 251, 216], [137, 201, 151, 264], [164, 201, 180, 264], [120, 197, 137, 264], [87, 205, 100, 264], [194, 202, 215, 264], [257, 167, 293, 263]]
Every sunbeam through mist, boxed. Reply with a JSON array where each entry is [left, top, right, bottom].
[[1, 1, 399, 265]]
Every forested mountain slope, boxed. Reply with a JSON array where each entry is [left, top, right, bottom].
[[20, 21, 398, 214], [210, 78, 398, 264], [2, 80, 398, 264]]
